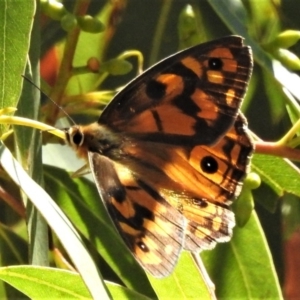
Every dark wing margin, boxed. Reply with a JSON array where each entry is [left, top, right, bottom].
[[99, 36, 253, 147], [88, 152, 185, 277]]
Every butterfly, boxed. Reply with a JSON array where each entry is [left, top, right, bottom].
[[65, 35, 254, 278]]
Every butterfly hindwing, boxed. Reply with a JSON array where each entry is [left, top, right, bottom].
[[100, 36, 252, 147], [88, 152, 185, 277], [180, 114, 253, 251]]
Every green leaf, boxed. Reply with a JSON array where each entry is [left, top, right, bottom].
[[252, 154, 300, 198], [0, 224, 28, 299], [202, 212, 283, 299], [0, 266, 90, 299], [0, 0, 34, 111], [0, 266, 152, 300], [272, 59, 300, 102], [149, 251, 213, 299], [0, 145, 110, 300], [262, 68, 289, 123], [0, 223, 28, 265], [44, 164, 156, 299], [14, 4, 47, 268]]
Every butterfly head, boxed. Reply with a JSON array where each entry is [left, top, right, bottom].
[[64, 125, 87, 159], [64, 123, 122, 159], [65, 125, 84, 147]]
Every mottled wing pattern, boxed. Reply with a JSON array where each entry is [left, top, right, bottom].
[[69, 36, 254, 277], [88, 153, 186, 278], [110, 114, 253, 253], [100, 36, 252, 146], [182, 114, 253, 251]]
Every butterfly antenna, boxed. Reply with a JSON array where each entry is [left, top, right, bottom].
[[22, 75, 77, 125]]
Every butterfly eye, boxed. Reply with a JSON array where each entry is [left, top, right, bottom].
[[200, 156, 218, 174], [72, 131, 84, 146], [208, 58, 223, 70]]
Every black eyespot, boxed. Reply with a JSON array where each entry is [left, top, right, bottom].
[[137, 241, 149, 252], [201, 156, 218, 174], [110, 186, 126, 203], [72, 131, 83, 145], [146, 79, 166, 100], [208, 58, 223, 70]]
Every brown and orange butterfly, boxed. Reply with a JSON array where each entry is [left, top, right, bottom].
[[65, 36, 253, 278]]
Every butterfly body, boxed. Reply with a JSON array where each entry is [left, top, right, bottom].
[[65, 36, 253, 277]]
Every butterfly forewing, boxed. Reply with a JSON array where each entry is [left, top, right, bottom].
[[66, 36, 254, 277], [100, 36, 252, 146]]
